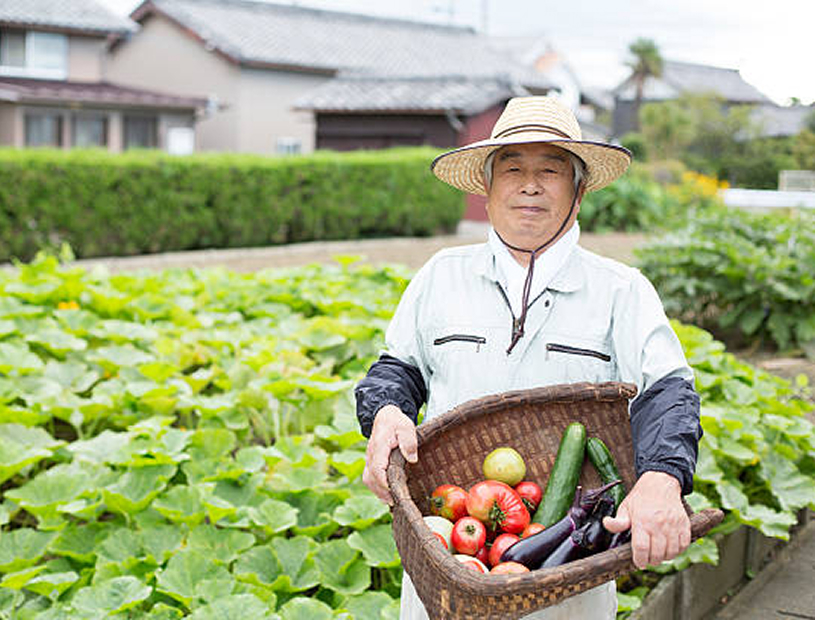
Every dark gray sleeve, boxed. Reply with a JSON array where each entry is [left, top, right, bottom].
[[354, 354, 428, 438], [630, 375, 703, 495]]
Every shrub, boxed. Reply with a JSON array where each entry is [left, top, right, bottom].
[[636, 209, 815, 353], [0, 147, 464, 262]]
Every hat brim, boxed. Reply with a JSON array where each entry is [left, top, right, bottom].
[[431, 133, 632, 195]]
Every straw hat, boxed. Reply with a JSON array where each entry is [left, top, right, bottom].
[[431, 96, 632, 195]]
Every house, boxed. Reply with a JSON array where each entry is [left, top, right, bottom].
[[612, 60, 772, 137], [752, 103, 814, 138], [108, 0, 567, 158], [0, 0, 207, 152]]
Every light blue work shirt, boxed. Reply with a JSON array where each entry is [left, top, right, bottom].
[[384, 238, 693, 620]]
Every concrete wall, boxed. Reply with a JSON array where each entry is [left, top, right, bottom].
[[0, 104, 19, 146], [68, 35, 107, 81], [105, 12, 239, 152], [237, 68, 325, 155]]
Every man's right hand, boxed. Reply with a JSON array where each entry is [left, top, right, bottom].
[[363, 405, 418, 505]]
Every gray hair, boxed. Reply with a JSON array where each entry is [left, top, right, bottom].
[[483, 148, 586, 195]]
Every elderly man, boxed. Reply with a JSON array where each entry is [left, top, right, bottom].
[[355, 96, 701, 619]]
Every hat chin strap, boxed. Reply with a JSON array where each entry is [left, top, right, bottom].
[[494, 189, 578, 355]]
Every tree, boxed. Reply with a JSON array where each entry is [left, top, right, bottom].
[[626, 38, 664, 115], [638, 101, 694, 160]]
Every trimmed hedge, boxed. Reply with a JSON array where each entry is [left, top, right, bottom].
[[0, 147, 464, 261]]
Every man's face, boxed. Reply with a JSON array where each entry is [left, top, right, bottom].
[[485, 143, 583, 251]]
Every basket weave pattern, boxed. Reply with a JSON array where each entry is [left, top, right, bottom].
[[387, 382, 723, 619]]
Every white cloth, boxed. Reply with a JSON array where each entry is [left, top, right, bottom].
[[489, 223, 580, 318], [384, 239, 693, 619]]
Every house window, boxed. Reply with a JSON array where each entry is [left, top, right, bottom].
[[276, 137, 302, 155], [0, 29, 68, 78], [166, 126, 194, 155], [0, 30, 25, 67], [25, 112, 63, 147], [72, 115, 107, 148], [123, 115, 158, 149]]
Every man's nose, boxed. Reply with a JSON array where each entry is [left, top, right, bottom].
[[520, 175, 542, 194]]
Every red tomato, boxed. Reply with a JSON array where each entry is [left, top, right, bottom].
[[488, 533, 520, 567], [514, 481, 543, 514], [454, 554, 489, 573], [521, 523, 546, 538], [490, 561, 530, 574], [428, 484, 469, 522], [466, 480, 530, 535], [432, 532, 448, 550], [451, 516, 487, 555], [475, 545, 490, 566]]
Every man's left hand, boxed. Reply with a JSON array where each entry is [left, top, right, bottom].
[[602, 471, 690, 569]]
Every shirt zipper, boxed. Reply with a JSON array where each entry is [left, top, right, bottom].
[[546, 342, 612, 362], [433, 334, 487, 352]]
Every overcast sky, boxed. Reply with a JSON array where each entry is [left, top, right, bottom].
[[100, 0, 814, 105]]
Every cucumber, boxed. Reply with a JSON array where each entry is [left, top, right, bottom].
[[586, 437, 626, 509], [532, 422, 587, 527]]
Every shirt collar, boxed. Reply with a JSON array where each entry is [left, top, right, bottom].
[[471, 226, 585, 293]]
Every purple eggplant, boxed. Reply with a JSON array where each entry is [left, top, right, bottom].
[[500, 480, 621, 568], [539, 524, 587, 568], [608, 529, 632, 549]]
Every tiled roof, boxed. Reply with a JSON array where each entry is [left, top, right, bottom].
[[752, 104, 813, 138], [0, 0, 136, 35], [295, 75, 524, 114], [0, 77, 206, 109], [615, 60, 771, 104], [135, 0, 544, 84]]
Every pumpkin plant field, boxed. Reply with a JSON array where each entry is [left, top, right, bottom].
[[0, 252, 813, 619]]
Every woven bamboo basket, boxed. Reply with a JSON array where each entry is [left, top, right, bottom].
[[387, 382, 723, 619]]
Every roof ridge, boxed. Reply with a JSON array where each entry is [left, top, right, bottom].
[[154, 0, 477, 34]]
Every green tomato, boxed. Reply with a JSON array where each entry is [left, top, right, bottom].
[[482, 447, 526, 486]]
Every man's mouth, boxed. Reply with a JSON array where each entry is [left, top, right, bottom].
[[513, 206, 545, 214]]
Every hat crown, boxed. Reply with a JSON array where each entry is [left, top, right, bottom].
[[490, 96, 582, 142]]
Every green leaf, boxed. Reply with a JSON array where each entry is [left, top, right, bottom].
[[186, 525, 255, 565], [67, 430, 135, 465], [347, 525, 400, 568], [140, 524, 185, 565], [333, 494, 389, 530], [314, 539, 370, 595], [153, 485, 208, 526], [23, 570, 79, 600], [48, 523, 108, 564], [96, 527, 143, 567], [102, 464, 176, 516], [329, 450, 366, 480], [247, 499, 299, 535], [0, 341, 43, 373], [0, 565, 47, 590], [270, 536, 320, 592], [70, 576, 151, 615], [188, 594, 278, 620], [343, 592, 399, 620], [284, 490, 347, 538], [737, 503, 798, 540], [0, 424, 64, 484], [146, 603, 186, 619], [156, 550, 233, 608], [279, 597, 334, 620], [648, 537, 719, 573], [760, 449, 815, 511], [0, 529, 57, 573], [25, 329, 87, 355]]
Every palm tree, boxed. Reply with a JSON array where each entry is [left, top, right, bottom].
[[626, 38, 663, 127]]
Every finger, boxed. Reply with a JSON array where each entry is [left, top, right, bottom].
[[602, 505, 631, 533], [362, 464, 392, 505], [665, 531, 681, 562], [648, 531, 668, 567], [630, 525, 650, 569], [679, 522, 691, 552], [395, 425, 418, 463]]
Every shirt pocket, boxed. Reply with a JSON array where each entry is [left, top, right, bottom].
[[544, 338, 615, 384]]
